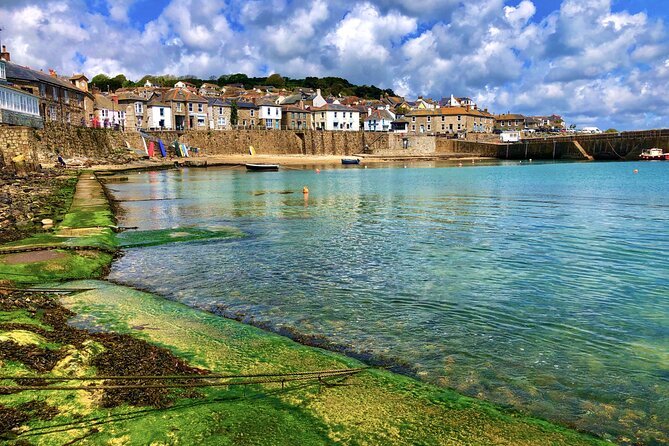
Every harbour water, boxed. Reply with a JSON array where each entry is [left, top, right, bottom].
[[107, 161, 669, 444]]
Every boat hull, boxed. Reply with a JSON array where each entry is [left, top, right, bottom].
[[245, 164, 279, 171], [341, 158, 360, 165]]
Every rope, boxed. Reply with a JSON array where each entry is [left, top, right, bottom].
[[0, 367, 370, 382], [0, 368, 367, 392]]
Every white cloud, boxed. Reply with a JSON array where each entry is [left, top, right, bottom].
[[0, 0, 667, 129]]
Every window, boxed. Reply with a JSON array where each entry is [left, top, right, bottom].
[[275, 108, 279, 116], [0, 61, 4, 80], [411, 116, 416, 122], [412, 124, 415, 131], [427, 116, 431, 122], [135, 103, 143, 114], [49, 105, 57, 121], [198, 103, 203, 112], [458, 124, 461, 130], [441, 124, 445, 130], [64, 90, 69, 104], [198, 117, 205, 126], [441, 116, 445, 121], [457, 115, 461, 121], [159, 108, 164, 116], [188, 103, 193, 112], [40, 84, 46, 97], [449, 124, 453, 130], [350, 112, 353, 118], [219, 107, 224, 115], [250, 110, 255, 117], [334, 112, 337, 117], [218, 117, 226, 126], [66, 112, 71, 123], [427, 124, 431, 131], [52, 86, 58, 99], [242, 119, 247, 127], [177, 103, 182, 112]]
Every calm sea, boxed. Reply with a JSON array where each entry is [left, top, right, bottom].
[[107, 161, 669, 444]]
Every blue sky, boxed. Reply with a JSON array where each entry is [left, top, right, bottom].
[[1, 0, 668, 130]]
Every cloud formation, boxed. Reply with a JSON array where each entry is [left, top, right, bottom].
[[0, 0, 667, 129]]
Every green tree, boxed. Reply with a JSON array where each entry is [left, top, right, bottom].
[[267, 73, 286, 88], [605, 128, 619, 133], [230, 101, 238, 126]]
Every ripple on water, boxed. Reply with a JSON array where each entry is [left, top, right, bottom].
[[108, 162, 669, 445]]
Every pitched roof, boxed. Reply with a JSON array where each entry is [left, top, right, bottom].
[[116, 91, 146, 102], [5, 61, 89, 94], [94, 94, 115, 110], [495, 113, 525, 120], [282, 105, 311, 113], [364, 109, 394, 121], [311, 103, 357, 112], [236, 101, 258, 109], [406, 107, 493, 118], [162, 87, 207, 103]]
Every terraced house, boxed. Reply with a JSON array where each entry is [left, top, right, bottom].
[[281, 106, 312, 130], [312, 104, 359, 131], [162, 88, 208, 130], [405, 107, 494, 135], [207, 98, 231, 130], [0, 57, 42, 129], [3, 46, 91, 126]]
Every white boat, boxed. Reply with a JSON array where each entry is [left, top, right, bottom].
[[639, 148, 668, 160]]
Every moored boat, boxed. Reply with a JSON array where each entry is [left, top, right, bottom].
[[640, 148, 667, 160], [245, 163, 279, 171], [341, 158, 361, 165]]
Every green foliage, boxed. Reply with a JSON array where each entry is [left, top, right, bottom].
[[266, 73, 286, 88], [605, 128, 619, 133], [230, 100, 238, 126]]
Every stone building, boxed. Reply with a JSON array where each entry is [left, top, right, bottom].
[[281, 106, 312, 130], [405, 106, 494, 135], [0, 58, 43, 129], [116, 92, 148, 130], [3, 46, 91, 126], [207, 98, 231, 130], [495, 113, 525, 131], [162, 88, 209, 130], [235, 101, 258, 128]]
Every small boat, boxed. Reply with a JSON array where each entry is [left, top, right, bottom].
[[245, 163, 279, 171], [341, 158, 361, 165], [640, 148, 667, 160]]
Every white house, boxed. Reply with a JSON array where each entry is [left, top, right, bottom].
[[258, 99, 282, 129], [0, 59, 43, 128], [146, 96, 173, 130], [312, 104, 359, 131], [364, 108, 395, 132]]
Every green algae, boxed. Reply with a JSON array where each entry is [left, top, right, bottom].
[[45, 280, 608, 446], [0, 250, 114, 284], [118, 226, 244, 249]]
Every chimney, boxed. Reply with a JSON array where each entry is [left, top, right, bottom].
[[111, 94, 119, 105], [316, 88, 321, 97], [49, 69, 57, 77], [0, 45, 9, 61]]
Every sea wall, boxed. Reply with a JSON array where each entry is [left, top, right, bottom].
[[2, 124, 668, 171]]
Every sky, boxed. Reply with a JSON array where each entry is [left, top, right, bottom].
[[0, 0, 668, 130]]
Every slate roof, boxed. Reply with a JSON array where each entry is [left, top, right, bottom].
[[162, 88, 208, 103], [5, 61, 90, 95]]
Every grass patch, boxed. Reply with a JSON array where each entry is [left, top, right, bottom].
[[0, 251, 114, 284]]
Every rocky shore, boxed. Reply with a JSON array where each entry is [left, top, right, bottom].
[[0, 170, 77, 244]]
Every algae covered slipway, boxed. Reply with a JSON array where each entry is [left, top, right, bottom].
[[0, 172, 610, 445]]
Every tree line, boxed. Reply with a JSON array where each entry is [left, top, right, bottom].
[[89, 72, 396, 100]]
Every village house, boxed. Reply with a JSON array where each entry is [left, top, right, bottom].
[[363, 108, 395, 132], [145, 93, 172, 130], [257, 99, 282, 129], [495, 113, 525, 131], [199, 83, 222, 97], [116, 91, 148, 130], [281, 105, 312, 130], [3, 46, 90, 126], [92, 94, 124, 129], [406, 106, 494, 135], [207, 98, 231, 130], [312, 104, 359, 131], [162, 88, 208, 130], [0, 57, 42, 128], [235, 101, 258, 128]]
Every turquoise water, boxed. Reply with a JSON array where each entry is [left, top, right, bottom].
[[107, 161, 669, 444]]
